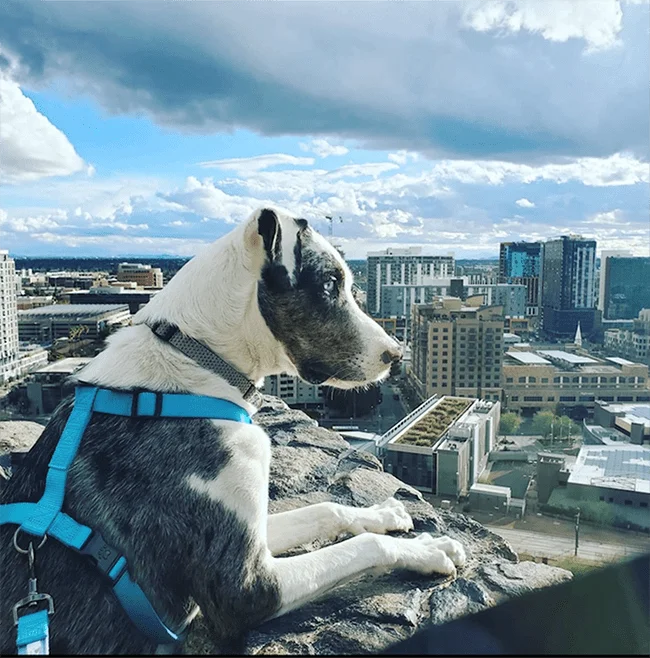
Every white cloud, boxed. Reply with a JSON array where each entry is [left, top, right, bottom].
[[515, 197, 535, 208], [299, 138, 349, 158], [160, 176, 267, 222], [585, 209, 629, 225], [388, 151, 420, 165], [197, 153, 314, 174], [0, 75, 86, 183], [427, 153, 649, 187], [462, 0, 625, 53]]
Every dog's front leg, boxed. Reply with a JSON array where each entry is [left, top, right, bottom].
[[267, 498, 414, 555], [267, 532, 465, 617]]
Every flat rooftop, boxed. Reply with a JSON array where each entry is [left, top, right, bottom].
[[506, 351, 551, 365], [470, 483, 511, 496], [606, 356, 637, 366], [34, 358, 92, 374], [392, 397, 474, 447], [18, 304, 130, 318], [537, 350, 599, 364], [568, 446, 650, 494]]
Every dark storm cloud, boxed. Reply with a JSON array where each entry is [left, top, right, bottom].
[[0, 0, 648, 162]]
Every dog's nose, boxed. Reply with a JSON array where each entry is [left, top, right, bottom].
[[381, 347, 403, 365]]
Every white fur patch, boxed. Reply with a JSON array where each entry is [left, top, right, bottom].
[[186, 424, 271, 538]]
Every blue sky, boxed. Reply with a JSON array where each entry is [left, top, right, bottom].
[[0, 0, 648, 259]]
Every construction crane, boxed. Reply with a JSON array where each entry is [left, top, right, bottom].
[[324, 215, 343, 239]]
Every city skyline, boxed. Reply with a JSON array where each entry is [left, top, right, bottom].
[[1, 1, 649, 259]]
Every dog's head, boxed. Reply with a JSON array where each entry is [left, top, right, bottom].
[[246, 207, 402, 389]]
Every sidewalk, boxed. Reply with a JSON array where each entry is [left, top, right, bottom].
[[486, 525, 650, 563]]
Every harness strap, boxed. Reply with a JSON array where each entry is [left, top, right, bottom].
[[93, 389, 252, 423], [21, 387, 98, 538], [1, 385, 252, 650], [16, 609, 50, 655]]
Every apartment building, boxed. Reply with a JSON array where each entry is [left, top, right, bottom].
[[599, 256, 650, 320], [117, 263, 164, 289], [263, 373, 325, 409], [366, 247, 455, 317], [410, 297, 504, 403], [0, 251, 20, 383], [378, 280, 523, 343], [604, 309, 650, 365], [502, 347, 650, 416], [541, 235, 599, 338], [499, 241, 542, 318]]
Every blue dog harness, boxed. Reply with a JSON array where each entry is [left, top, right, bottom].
[[1, 385, 253, 654]]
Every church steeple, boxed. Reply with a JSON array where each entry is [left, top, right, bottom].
[[574, 321, 583, 347]]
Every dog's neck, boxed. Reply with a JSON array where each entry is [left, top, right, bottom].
[[76, 226, 294, 405]]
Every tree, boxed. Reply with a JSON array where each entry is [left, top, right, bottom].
[[531, 410, 555, 439], [499, 412, 521, 435]]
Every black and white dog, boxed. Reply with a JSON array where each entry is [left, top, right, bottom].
[[0, 208, 465, 654]]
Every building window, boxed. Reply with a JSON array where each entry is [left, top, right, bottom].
[[641, 502, 648, 508], [511, 396, 519, 401], [599, 496, 605, 502], [541, 378, 548, 383], [547, 396, 555, 402], [518, 377, 526, 383], [624, 500, 633, 506], [554, 377, 561, 383], [529, 377, 536, 383], [506, 377, 513, 383], [572, 377, 579, 383], [591, 377, 598, 383], [559, 396, 576, 402], [608, 497, 614, 503]]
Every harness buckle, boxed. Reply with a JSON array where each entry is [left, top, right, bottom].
[[79, 531, 123, 579]]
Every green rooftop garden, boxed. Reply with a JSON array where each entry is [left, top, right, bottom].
[[395, 397, 473, 447]]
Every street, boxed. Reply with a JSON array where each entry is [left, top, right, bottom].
[[486, 525, 650, 563]]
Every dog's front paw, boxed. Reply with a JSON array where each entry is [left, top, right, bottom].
[[348, 497, 414, 535], [396, 533, 458, 577], [426, 534, 467, 568]]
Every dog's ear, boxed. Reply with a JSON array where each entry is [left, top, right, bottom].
[[257, 208, 281, 262]]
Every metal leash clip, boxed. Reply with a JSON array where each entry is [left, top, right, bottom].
[[12, 530, 54, 655]]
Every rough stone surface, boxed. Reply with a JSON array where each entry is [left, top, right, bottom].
[[0, 396, 572, 654], [186, 396, 572, 655]]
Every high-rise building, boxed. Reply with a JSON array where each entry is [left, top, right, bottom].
[[409, 297, 504, 402], [366, 247, 455, 317], [498, 241, 542, 318], [541, 235, 599, 338], [0, 251, 20, 383], [599, 255, 650, 320], [117, 263, 164, 289]]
